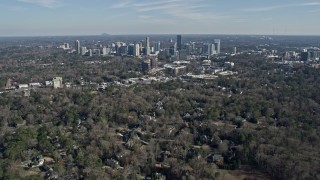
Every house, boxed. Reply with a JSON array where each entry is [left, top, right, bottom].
[[206, 154, 224, 165]]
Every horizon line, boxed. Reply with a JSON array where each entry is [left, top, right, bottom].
[[1, 33, 320, 38]]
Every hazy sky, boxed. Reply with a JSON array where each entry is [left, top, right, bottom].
[[1, 0, 320, 36]]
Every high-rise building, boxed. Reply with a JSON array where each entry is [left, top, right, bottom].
[[213, 44, 218, 55], [139, 42, 143, 52], [146, 37, 150, 56], [169, 43, 179, 57], [310, 51, 320, 60], [203, 43, 215, 56], [177, 35, 182, 50], [134, 44, 140, 57], [301, 52, 311, 61], [174, 42, 177, 56], [81, 47, 87, 55], [102, 47, 108, 56], [75, 40, 81, 54], [119, 46, 128, 56], [128, 44, 135, 56], [153, 41, 161, 52], [233, 47, 237, 54], [214, 39, 221, 54]]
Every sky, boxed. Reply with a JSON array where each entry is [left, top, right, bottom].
[[0, 0, 320, 36]]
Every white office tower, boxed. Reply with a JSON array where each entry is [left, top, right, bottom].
[[102, 47, 108, 56], [209, 44, 216, 56], [212, 43, 217, 55], [75, 40, 81, 54], [214, 39, 221, 54], [234, 47, 237, 54], [81, 47, 87, 55], [134, 44, 140, 57], [203, 43, 216, 56], [146, 37, 150, 56]]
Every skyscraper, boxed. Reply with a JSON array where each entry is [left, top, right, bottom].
[[301, 52, 311, 61], [134, 44, 140, 57], [177, 35, 182, 50], [81, 47, 87, 55], [128, 44, 135, 56], [75, 40, 81, 54], [102, 47, 108, 56], [214, 39, 221, 54], [153, 41, 161, 52], [146, 37, 150, 56], [203, 43, 215, 56]]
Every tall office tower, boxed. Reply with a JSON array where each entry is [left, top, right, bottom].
[[203, 43, 214, 56], [134, 44, 140, 57], [209, 44, 216, 56], [146, 37, 150, 56], [128, 44, 135, 56], [301, 52, 311, 61], [177, 35, 182, 50], [81, 47, 87, 55], [174, 42, 177, 56], [139, 42, 143, 52], [214, 39, 221, 54], [119, 46, 128, 56], [212, 44, 217, 55], [191, 42, 195, 51], [153, 41, 161, 52], [204, 44, 212, 56], [233, 47, 237, 54], [102, 47, 108, 56], [75, 40, 81, 54]]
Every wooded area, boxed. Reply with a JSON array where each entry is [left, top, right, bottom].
[[0, 48, 319, 179]]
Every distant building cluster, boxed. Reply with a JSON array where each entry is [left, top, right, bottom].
[[57, 35, 221, 60], [300, 49, 320, 61]]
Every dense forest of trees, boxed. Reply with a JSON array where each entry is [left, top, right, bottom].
[[0, 49, 320, 179]]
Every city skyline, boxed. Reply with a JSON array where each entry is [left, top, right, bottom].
[[1, 0, 320, 36]]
